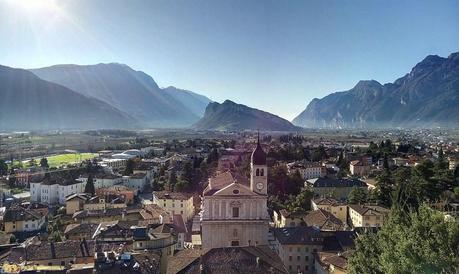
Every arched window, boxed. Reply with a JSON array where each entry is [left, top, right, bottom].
[[256, 169, 259, 176], [260, 169, 264, 176]]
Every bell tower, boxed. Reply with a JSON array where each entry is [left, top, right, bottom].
[[250, 132, 267, 195]]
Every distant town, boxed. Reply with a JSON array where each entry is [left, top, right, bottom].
[[0, 128, 457, 273]]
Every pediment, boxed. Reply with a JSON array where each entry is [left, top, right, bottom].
[[212, 182, 256, 196]]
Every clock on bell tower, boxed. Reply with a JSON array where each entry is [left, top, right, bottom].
[[250, 133, 267, 195]]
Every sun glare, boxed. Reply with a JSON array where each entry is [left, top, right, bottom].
[[5, 0, 60, 15]]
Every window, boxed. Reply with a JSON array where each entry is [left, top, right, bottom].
[[232, 207, 239, 218], [261, 169, 264, 176], [233, 229, 238, 237], [256, 169, 259, 176], [297, 256, 300, 261], [25, 224, 28, 228], [305, 256, 309, 261], [231, 241, 239, 246], [289, 256, 292, 261], [233, 189, 239, 194]]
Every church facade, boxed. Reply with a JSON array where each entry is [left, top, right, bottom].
[[201, 138, 270, 249]]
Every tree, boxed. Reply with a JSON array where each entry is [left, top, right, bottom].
[[347, 186, 367, 204], [436, 147, 448, 170], [375, 170, 393, 207], [28, 158, 37, 167], [180, 162, 193, 185], [124, 159, 135, 175], [286, 188, 314, 212], [40, 157, 49, 168], [168, 171, 177, 191], [0, 159, 8, 176], [84, 174, 95, 196], [174, 180, 189, 192], [348, 204, 459, 274], [9, 234, 16, 244]]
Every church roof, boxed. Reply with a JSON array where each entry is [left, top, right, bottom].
[[251, 135, 267, 165], [203, 171, 249, 196]]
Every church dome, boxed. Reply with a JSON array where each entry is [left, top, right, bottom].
[[251, 142, 266, 165]]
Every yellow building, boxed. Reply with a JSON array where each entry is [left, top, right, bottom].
[[2, 206, 47, 233], [311, 198, 347, 223], [152, 191, 194, 222], [348, 204, 389, 228], [65, 193, 90, 215], [83, 195, 127, 211]]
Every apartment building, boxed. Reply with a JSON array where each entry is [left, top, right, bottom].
[[271, 226, 324, 274], [311, 198, 347, 223], [348, 204, 389, 228], [152, 191, 194, 222]]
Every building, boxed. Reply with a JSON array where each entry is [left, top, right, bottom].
[[311, 198, 347, 223], [167, 246, 287, 274], [271, 226, 324, 274], [448, 156, 459, 170], [273, 209, 308, 228], [2, 205, 47, 233], [78, 174, 122, 189], [65, 193, 90, 215], [30, 179, 86, 205], [287, 161, 326, 180], [152, 191, 194, 222], [83, 195, 127, 211], [96, 185, 135, 204], [72, 207, 141, 224], [64, 223, 98, 240], [314, 231, 357, 274], [172, 214, 187, 250], [122, 173, 148, 192], [305, 177, 367, 200], [315, 250, 353, 274], [303, 209, 345, 231], [348, 204, 389, 228], [349, 160, 371, 177], [201, 137, 270, 249]]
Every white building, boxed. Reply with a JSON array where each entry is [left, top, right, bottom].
[[78, 174, 123, 189], [287, 161, 326, 180], [122, 173, 148, 192], [201, 137, 269, 249], [30, 179, 86, 205]]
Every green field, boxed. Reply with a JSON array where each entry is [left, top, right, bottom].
[[15, 153, 99, 168], [45, 153, 99, 167]]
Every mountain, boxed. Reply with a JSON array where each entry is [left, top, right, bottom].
[[293, 52, 459, 128], [162, 86, 212, 117], [193, 100, 298, 131], [0, 65, 135, 131], [30, 64, 212, 127]]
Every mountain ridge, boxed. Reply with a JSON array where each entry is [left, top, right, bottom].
[[194, 100, 299, 131], [30, 63, 212, 127], [0, 65, 136, 131], [292, 51, 459, 128]]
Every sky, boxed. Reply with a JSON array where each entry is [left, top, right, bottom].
[[1, 0, 459, 120]]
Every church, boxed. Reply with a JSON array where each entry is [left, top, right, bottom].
[[201, 137, 269, 249]]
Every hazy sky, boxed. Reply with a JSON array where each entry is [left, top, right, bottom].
[[1, 0, 459, 120]]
